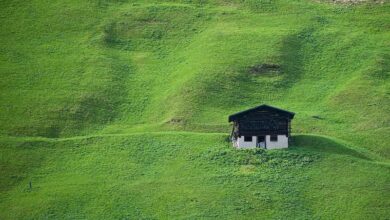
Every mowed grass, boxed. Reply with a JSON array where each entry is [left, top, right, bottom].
[[0, 133, 389, 219], [0, 0, 389, 219]]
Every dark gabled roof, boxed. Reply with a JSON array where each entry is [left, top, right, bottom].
[[228, 104, 295, 122]]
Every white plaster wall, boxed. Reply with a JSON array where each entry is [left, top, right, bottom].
[[233, 135, 289, 149], [266, 135, 288, 149], [236, 136, 257, 149]]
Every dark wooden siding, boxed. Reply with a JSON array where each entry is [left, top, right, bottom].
[[235, 111, 290, 136]]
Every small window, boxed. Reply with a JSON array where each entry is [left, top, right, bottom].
[[270, 135, 278, 142], [244, 136, 252, 142]]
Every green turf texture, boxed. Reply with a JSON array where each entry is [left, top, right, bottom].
[[0, 0, 389, 219]]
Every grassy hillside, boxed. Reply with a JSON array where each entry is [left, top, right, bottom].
[[1, 134, 389, 219], [0, 0, 389, 219]]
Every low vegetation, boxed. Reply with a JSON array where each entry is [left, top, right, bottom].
[[0, 0, 389, 219], [1, 133, 389, 219]]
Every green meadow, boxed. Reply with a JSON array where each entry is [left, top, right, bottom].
[[0, 0, 389, 219]]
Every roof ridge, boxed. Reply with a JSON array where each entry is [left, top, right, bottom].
[[228, 104, 295, 122]]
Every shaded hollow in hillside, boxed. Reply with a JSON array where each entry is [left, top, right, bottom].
[[291, 135, 370, 160], [249, 63, 281, 75]]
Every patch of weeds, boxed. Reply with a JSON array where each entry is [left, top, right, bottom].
[[313, 16, 330, 25], [243, 0, 278, 13], [199, 147, 320, 169]]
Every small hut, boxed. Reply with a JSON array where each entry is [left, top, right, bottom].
[[228, 104, 295, 149]]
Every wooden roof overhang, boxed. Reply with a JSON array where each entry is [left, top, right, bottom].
[[228, 104, 295, 122]]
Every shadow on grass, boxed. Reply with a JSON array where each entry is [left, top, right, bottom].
[[290, 134, 370, 160]]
